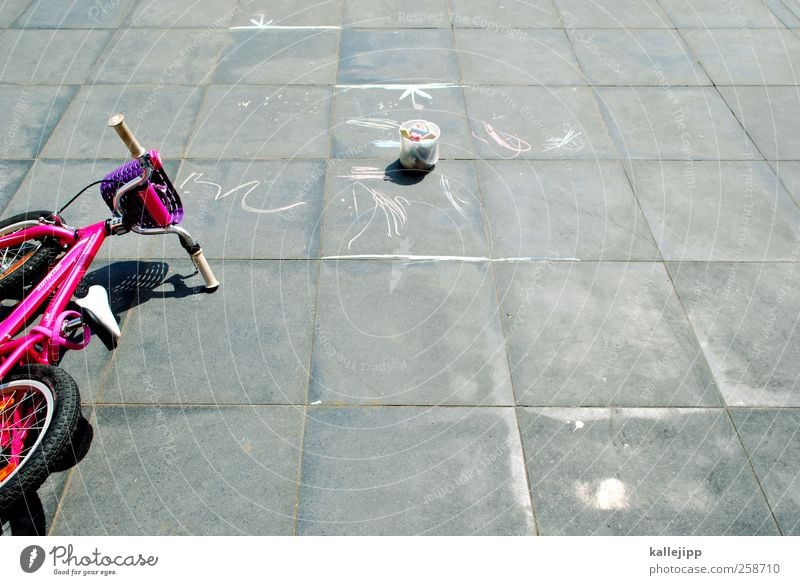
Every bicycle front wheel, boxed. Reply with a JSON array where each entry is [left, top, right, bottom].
[[0, 210, 61, 299], [0, 365, 81, 512]]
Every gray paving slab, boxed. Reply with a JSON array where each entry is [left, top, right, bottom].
[[496, 262, 720, 407], [102, 259, 316, 405], [125, 0, 244, 28], [455, 29, 585, 86], [310, 260, 513, 405], [91, 29, 228, 85], [569, 29, 709, 86], [669, 262, 800, 406], [331, 84, 472, 160], [322, 159, 487, 257], [554, 0, 671, 28], [213, 29, 339, 85], [450, 0, 561, 28], [719, 86, 800, 160], [659, 0, 786, 28], [465, 86, 617, 160], [628, 160, 800, 261], [14, 0, 137, 28], [187, 85, 331, 159], [345, 0, 451, 28], [337, 29, 459, 84], [296, 406, 534, 534], [518, 407, 779, 535], [0, 85, 76, 159], [5, 158, 174, 258], [40, 85, 203, 159], [682, 29, 800, 85], [169, 159, 325, 260], [0, 159, 31, 212], [731, 409, 800, 535], [476, 160, 658, 260], [49, 405, 304, 535], [596, 86, 759, 160], [0, 29, 112, 85]]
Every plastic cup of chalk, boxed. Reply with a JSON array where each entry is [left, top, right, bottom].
[[399, 119, 440, 170]]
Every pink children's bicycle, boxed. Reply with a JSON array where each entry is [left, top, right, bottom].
[[0, 114, 218, 531]]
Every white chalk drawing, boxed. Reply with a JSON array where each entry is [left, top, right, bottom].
[[231, 13, 340, 29], [439, 175, 470, 219], [345, 117, 401, 131], [336, 83, 458, 110], [543, 128, 584, 153], [479, 121, 532, 158], [336, 166, 386, 181], [238, 100, 251, 108], [180, 172, 306, 215], [370, 140, 401, 148], [347, 182, 411, 249]]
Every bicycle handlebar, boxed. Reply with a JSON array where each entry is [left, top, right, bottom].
[[108, 113, 145, 159]]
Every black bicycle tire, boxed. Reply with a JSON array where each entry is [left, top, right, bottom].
[[0, 210, 61, 299], [0, 490, 45, 536], [0, 365, 81, 513]]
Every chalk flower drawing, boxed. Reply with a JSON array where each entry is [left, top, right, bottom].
[[479, 121, 532, 158], [347, 182, 411, 249], [180, 172, 306, 214], [543, 129, 584, 153]]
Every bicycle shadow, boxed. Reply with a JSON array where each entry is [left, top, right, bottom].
[[79, 260, 209, 315]]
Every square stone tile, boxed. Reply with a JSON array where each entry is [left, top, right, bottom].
[[126, 0, 243, 27], [569, 29, 709, 86], [596, 87, 759, 160], [682, 29, 800, 85], [40, 85, 203, 160], [345, 0, 450, 28], [296, 406, 534, 534], [456, 30, 585, 85], [0, 86, 76, 159], [496, 262, 720, 406], [520, 407, 779, 534], [14, 0, 136, 28], [187, 85, 331, 159], [450, 0, 561, 28], [169, 159, 325, 259], [5, 158, 178, 259], [102, 259, 316, 405], [337, 29, 459, 84], [629, 161, 800, 261], [631, 161, 800, 261], [227, 0, 344, 27], [91, 29, 228, 85], [669, 262, 800, 407], [478, 160, 657, 260], [310, 260, 514, 405], [659, 0, 785, 27], [465, 86, 617, 160], [0, 30, 111, 85], [331, 84, 472, 159], [0, 160, 31, 213], [731, 409, 800, 534], [322, 159, 488, 257], [50, 405, 304, 535], [719, 86, 800, 160], [213, 29, 339, 85], [556, 0, 670, 28]]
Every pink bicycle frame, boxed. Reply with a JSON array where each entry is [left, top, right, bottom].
[[0, 220, 108, 380]]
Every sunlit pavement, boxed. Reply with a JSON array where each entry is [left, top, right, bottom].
[[3, 0, 799, 535]]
